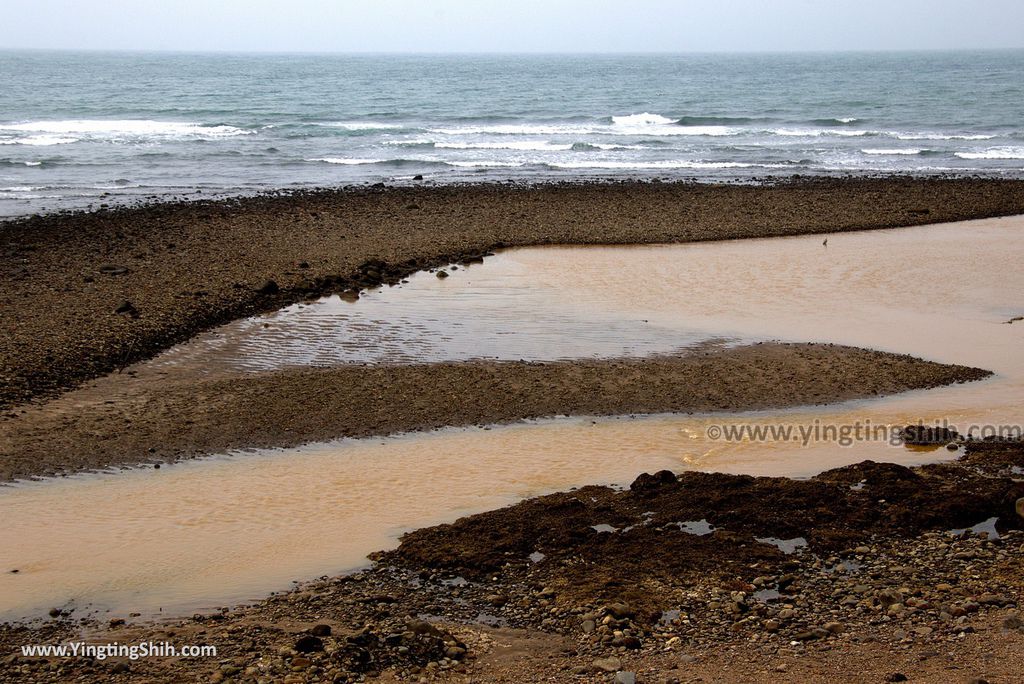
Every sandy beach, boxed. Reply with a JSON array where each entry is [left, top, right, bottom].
[[4, 177, 1024, 410], [2, 178, 1024, 683]]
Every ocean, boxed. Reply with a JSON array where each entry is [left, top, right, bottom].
[[2, 50, 1023, 217]]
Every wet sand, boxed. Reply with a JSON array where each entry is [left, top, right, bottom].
[[3, 442, 1022, 683], [4, 177, 1024, 409], [0, 343, 986, 482], [3, 181, 1024, 682]]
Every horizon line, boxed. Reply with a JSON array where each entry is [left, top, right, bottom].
[[2, 46, 1024, 57]]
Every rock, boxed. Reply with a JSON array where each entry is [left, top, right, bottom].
[[613, 636, 642, 649], [47, 608, 61, 618], [109, 617, 126, 628], [293, 635, 324, 653], [630, 469, 677, 493], [114, 300, 139, 318], [593, 657, 622, 673], [793, 629, 825, 641], [615, 672, 637, 684], [413, 174, 424, 180], [258, 279, 279, 295], [1003, 613, 1023, 631], [977, 593, 1007, 606], [823, 621, 845, 634], [763, 619, 780, 632], [581, 619, 596, 633], [445, 646, 466, 660], [605, 602, 636, 619], [309, 623, 331, 637], [886, 674, 908, 683], [406, 619, 443, 637], [854, 545, 871, 554], [110, 662, 130, 674], [98, 264, 128, 275], [436, 270, 449, 279], [1017, 497, 1024, 519], [900, 424, 958, 446]]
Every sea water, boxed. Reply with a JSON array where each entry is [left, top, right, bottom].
[[1, 50, 1023, 216]]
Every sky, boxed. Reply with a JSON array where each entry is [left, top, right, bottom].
[[1, 0, 1022, 54]]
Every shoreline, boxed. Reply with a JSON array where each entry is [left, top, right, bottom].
[[0, 343, 990, 482], [3, 176, 1024, 409], [3, 440, 1021, 683]]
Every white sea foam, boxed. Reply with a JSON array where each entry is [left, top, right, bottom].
[[323, 122, 405, 131], [0, 120, 250, 141], [429, 124, 593, 136], [896, 132, 995, 141], [445, 160, 526, 168], [955, 147, 1024, 160], [435, 141, 573, 151], [549, 160, 764, 170], [611, 112, 676, 126], [428, 123, 737, 138], [861, 148, 923, 155], [308, 158, 386, 165], [772, 128, 874, 138], [0, 135, 78, 146]]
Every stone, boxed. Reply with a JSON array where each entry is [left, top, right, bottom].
[[436, 270, 449, 279], [406, 619, 443, 637], [114, 300, 139, 318], [900, 424, 958, 445], [763, 619, 780, 632], [109, 617, 126, 628], [605, 602, 636, 619], [581, 619, 596, 633], [309, 624, 331, 637], [823, 621, 845, 634], [293, 635, 324, 653], [615, 672, 637, 684], [886, 674, 908, 683], [592, 657, 622, 673], [1016, 497, 1024, 519], [258, 279, 279, 295], [614, 636, 642, 649], [1003, 614, 1023, 631]]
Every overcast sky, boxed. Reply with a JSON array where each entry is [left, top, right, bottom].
[[2, 0, 1022, 53]]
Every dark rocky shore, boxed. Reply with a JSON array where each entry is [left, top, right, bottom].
[[3, 176, 1024, 410], [3, 439, 1022, 683]]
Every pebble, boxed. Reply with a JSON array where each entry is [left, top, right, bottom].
[[593, 657, 622, 673]]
